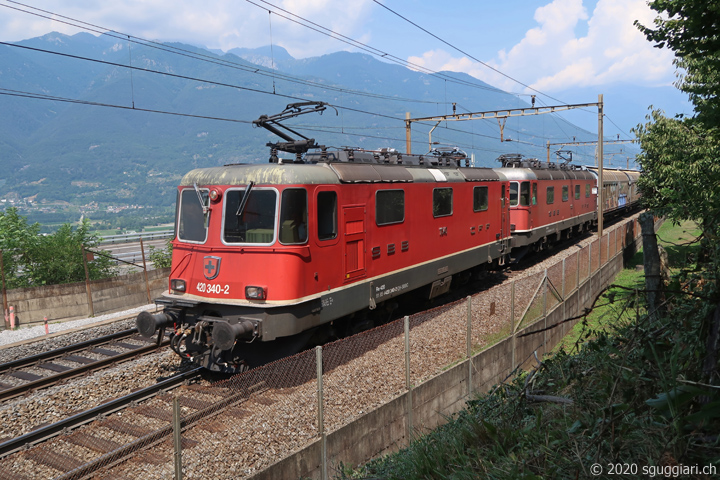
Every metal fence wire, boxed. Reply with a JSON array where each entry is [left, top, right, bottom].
[[0, 215, 644, 480]]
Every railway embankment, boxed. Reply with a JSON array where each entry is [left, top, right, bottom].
[[346, 218, 719, 479]]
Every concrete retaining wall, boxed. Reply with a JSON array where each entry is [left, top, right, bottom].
[[2, 268, 170, 327]]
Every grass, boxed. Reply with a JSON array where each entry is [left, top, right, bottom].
[[339, 219, 718, 479]]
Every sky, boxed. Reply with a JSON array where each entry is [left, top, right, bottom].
[[0, 0, 693, 136]]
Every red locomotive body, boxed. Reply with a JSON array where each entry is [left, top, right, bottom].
[[496, 156, 598, 254], [138, 150, 512, 372]]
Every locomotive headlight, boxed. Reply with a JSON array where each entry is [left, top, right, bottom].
[[209, 188, 222, 202], [171, 279, 186, 293], [245, 286, 267, 300]]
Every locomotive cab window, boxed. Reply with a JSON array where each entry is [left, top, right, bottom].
[[433, 188, 453, 217], [509, 182, 518, 207], [279, 188, 308, 245], [473, 186, 489, 212], [222, 187, 278, 245], [317, 191, 338, 240], [178, 187, 209, 243], [520, 182, 530, 206], [376, 190, 405, 225], [562, 185, 569, 202], [575, 184, 581, 200], [547, 186, 555, 204], [586, 184, 591, 197]]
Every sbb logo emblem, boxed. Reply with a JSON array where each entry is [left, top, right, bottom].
[[203, 256, 222, 280]]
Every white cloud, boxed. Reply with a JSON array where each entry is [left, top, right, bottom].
[[407, 0, 677, 93], [0, 0, 375, 58]]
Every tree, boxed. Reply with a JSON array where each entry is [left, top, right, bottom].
[[0, 209, 116, 288], [0, 208, 40, 288], [635, 0, 720, 129], [25, 221, 117, 286], [634, 1, 720, 272]]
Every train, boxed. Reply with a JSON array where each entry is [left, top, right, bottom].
[[136, 102, 641, 373]]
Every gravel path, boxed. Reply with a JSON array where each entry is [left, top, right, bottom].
[[0, 303, 156, 347]]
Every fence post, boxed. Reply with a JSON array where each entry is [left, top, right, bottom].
[[511, 280, 516, 371], [562, 259, 566, 337], [81, 245, 94, 317], [316, 346, 327, 480], [576, 249, 580, 289], [543, 269, 548, 356], [0, 250, 8, 330], [466, 296, 472, 396], [140, 238, 152, 304], [607, 231, 611, 264], [404, 316, 413, 440], [173, 396, 183, 480]]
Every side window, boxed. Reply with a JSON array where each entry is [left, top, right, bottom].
[[376, 190, 405, 225], [562, 185, 569, 202], [575, 184, 581, 200], [520, 182, 530, 206], [509, 182, 519, 207], [586, 184, 591, 198], [547, 186, 555, 204], [433, 188, 453, 217], [473, 186, 488, 212], [279, 188, 308, 245], [317, 191, 337, 240]]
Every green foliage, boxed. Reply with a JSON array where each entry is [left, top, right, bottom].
[[636, 0, 720, 129], [634, 0, 720, 282], [148, 239, 173, 269], [634, 112, 720, 228], [0, 207, 116, 288], [0, 207, 40, 288], [341, 221, 720, 479]]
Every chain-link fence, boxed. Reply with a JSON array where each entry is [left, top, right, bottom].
[[0, 214, 645, 480]]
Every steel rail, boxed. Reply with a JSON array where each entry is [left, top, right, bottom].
[[0, 331, 170, 402], [0, 328, 140, 373], [58, 379, 268, 480], [0, 367, 202, 459]]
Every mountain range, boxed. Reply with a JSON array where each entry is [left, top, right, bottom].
[[0, 31, 676, 211]]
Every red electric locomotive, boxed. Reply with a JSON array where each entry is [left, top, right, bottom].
[[496, 154, 598, 259], [137, 103, 512, 372], [136, 102, 640, 372]]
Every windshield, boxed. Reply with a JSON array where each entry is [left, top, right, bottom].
[[223, 188, 278, 244], [178, 188, 209, 243]]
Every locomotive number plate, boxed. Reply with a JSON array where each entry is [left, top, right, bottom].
[[196, 282, 230, 295]]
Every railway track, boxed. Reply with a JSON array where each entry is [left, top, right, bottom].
[[0, 328, 169, 402], [0, 368, 270, 480]]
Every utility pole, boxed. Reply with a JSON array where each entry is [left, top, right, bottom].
[[598, 94, 604, 238]]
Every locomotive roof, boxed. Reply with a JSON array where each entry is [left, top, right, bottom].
[[495, 167, 595, 181], [180, 162, 507, 186]]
